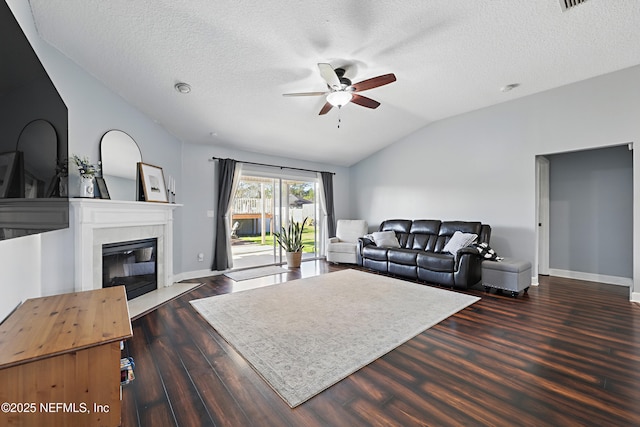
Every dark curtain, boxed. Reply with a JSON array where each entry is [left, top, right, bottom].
[[212, 158, 236, 270], [321, 171, 336, 238]]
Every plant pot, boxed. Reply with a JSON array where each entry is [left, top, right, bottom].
[[285, 251, 302, 268], [79, 176, 95, 198]]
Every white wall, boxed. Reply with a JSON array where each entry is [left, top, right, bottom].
[[1, 0, 184, 319], [351, 65, 640, 293], [0, 234, 40, 320], [178, 143, 351, 277]]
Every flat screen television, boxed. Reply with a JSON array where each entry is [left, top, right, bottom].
[[0, 1, 69, 241]]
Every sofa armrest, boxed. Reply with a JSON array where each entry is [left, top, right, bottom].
[[358, 237, 374, 249], [455, 246, 480, 270], [457, 246, 478, 257], [357, 237, 375, 266], [453, 247, 483, 289]]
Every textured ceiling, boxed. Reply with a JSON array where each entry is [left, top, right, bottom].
[[28, 0, 640, 166]]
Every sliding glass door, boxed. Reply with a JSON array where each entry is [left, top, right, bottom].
[[230, 168, 320, 269], [280, 178, 317, 262], [230, 174, 277, 268]]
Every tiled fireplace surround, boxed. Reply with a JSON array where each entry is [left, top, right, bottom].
[[70, 199, 179, 293]]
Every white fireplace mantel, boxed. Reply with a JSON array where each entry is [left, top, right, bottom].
[[70, 199, 181, 293]]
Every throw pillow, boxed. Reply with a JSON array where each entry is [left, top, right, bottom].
[[372, 231, 401, 248], [472, 242, 502, 261], [443, 231, 478, 255]]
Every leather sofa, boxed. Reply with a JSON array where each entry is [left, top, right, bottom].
[[358, 219, 491, 289]]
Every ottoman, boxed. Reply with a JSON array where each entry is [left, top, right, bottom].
[[482, 258, 531, 297]]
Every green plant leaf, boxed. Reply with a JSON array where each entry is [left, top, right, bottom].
[[273, 217, 308, 252]]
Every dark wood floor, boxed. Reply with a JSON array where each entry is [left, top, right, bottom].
[[121, 261, 640, 426]]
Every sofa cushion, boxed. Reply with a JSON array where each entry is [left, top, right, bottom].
[[410, 220, 441, 235], [372, 231, 400, 248], [410, 234, 427, 250], [435, 221, 483, 252], [335, 220, 368, 243], [440, 221, 482, 236], [379, 219, 412, 234], [389, 262, 417, 279], [362, 245, 389, 261], [363, 258, 388, 272], [443, 231, 478, 256], [387, 248, 418, 265], [380, 219, 412, 247], [416, 252, 455, 272], [327, 241, 358, 254]]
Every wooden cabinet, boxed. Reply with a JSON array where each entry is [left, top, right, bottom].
[[0, 286, 132, 427]]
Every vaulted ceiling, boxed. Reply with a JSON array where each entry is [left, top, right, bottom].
[[28, 0, 640, 166]]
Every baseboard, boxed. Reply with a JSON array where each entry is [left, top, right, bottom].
[[548, 269, 632, 287], [172, 269, 222, 283], [631, 292, 640, 303]]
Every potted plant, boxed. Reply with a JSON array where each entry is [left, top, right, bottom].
[[71, 155, 100, 197], [273, 217, 308, 268]]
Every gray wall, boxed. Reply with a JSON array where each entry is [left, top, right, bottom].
[[548, 146, 633, 279], [350, 64, 640, 291], [179, 143, 352, 276]]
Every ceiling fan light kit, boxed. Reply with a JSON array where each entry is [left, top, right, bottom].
[[326, 91, 353, 107], [283, 63, 396, 117]]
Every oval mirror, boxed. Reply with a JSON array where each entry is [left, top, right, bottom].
[[100, 130, 142, 200], [15, 119, 58, 198]]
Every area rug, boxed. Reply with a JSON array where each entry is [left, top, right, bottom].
[[190, 269, 479, 407], [223, 266, 290, 281]]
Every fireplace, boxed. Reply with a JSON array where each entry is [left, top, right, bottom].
[[103, 238, 158, 300], [70, 199, 179, 294]]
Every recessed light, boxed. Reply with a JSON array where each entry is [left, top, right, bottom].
[[174, 82, 191, 94], [500, 83, 520, 93]]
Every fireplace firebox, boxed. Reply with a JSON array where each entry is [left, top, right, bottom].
[[102, 238, 157, 300]]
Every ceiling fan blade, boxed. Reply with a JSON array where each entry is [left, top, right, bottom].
[[282, 91, 327, 97], [318, 63, 341, 90], [351, 94, 380, 109], [352, 73, 396, 92], [318, 102, 334, 115]]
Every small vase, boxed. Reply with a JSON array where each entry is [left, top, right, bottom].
[[80, 176, 95, 198]]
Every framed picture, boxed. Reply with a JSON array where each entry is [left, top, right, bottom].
[[137, 162, 168, 203], [95, 177, 111, 199], [24, 171, 42, 198], [0, 151, 21, 198]]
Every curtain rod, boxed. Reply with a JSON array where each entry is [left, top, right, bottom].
[[210, 156, 335, 176]]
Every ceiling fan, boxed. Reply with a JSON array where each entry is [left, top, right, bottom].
[[283, 63, 396, 115]]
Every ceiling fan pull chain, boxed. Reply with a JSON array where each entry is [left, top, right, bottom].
[[337, 106, 342, 129]]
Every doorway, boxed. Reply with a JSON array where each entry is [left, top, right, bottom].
[[230, 170, 320, 269], [536, 156, 550, 277], [535, 145, 633, 286]]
